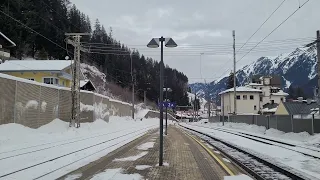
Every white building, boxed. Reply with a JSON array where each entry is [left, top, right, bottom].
[[219, 76, 288, 115], [246, 76, 288, 111], [219, 87, 262, 115]]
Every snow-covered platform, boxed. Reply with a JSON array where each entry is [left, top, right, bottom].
[[59, 126, 249, 180]]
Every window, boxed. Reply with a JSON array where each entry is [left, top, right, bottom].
[[253, 87, 256, 89], [27, 78, 35, 81], [43, 77, 59, 85], [243, 95, 247, 100], [260, 97, 263, 102], [271, 100, 275, 104], [254, 105, 257, 110], [280, 98, 284, 102], [236, 95, 241, 100], [250, 95, 254, 100], [260, 87, 262, 90]]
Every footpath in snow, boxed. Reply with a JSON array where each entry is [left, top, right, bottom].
[[0, 116, 160, 179], [182, 122, 320, 180]]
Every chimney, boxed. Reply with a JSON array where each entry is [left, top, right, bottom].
[[297, 97, 303, 102]]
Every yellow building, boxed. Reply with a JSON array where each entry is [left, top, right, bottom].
[[275, 99, 318, 115], [0, 60, 74, 87]]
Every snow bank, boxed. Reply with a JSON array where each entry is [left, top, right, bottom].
[[203, 122, 320, 146], [0, 116, 160, 179]]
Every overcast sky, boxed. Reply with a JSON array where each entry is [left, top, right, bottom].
[[72, 0, 319, 83]]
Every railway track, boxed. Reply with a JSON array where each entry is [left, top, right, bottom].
[[189, 124, 320, 159], [0, 125, 157, 179], [180, 124, 317, 180]]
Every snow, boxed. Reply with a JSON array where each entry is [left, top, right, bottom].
[[261, 107, 277, 113], [222, 158, 231, 163], [187, 92, 207, 111], [182, 123, 320, 179], [219, 86, 262, 95], [0, 60, 72, 71], [135, 165, 152, 170], [271, 90, 289, 96], [41, 101, 47, 112], [80, 80, 89, 88], [64, 173, 82, 180], [248, 83, 263, 86], [224, 174, 253, 180], [0, 116, 160, 179], [163, 162, 169, 166], [137, 142, 155, 150], [90, 168, 142, 180], [80, 102, 94, 112], [283, 76, 292, 88], [25, 100, 39, 109], [113, 152, 148, 162]]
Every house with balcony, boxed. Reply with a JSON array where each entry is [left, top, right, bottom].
[[0, 32, 16, 59], [246, 76, 288, 114], [0, 60, 74, 88]]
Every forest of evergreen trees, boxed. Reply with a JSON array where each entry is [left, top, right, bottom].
[[0, 0, 190, 106]]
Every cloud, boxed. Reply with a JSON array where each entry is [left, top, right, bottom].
[[72, 0, 318, 83]]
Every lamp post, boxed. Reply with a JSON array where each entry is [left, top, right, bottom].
[[147, 36, 177, 166], [163, 87, 172, 135]]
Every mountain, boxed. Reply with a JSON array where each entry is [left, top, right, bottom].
[[1, 0, 190, 106], [190, 45, 317, 104]]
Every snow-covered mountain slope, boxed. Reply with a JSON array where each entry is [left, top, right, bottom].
[[190, 45, 317, 103], [187, 92, 207, 110]]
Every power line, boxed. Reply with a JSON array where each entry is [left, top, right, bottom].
[[237, 0, 287, 53], [0, 9, 72, 55], [81, 36, 313, 48], [237, 0, 310, 64], [207, 0, 310, 83]]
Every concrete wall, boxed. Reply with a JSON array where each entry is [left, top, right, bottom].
[[0, 74, 142, 128], [217, 114, 317, 135]]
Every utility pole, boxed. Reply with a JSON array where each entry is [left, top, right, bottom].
[[66, 33, 89, 128], [317, 31, 320, 108], [233, 30, 237, 115], [130, 49, 135, 120], [144, 91, 147, 106]]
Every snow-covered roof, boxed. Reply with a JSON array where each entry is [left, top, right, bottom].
[[0, 32, 16, 47], [219, 86, 262, 95], [271, 90, 289, 96], [247, 83, 264, 86], [0, 60, 73, 72], [262, 107, 277, 113]]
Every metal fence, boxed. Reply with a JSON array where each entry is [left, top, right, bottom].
[[0, 74, 135, 128], [209, 114, 320, 135]]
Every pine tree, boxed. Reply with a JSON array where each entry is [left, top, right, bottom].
[[227, 72, 235, 89], [296, 87, 305, 99], [287, 85, 295, 99]]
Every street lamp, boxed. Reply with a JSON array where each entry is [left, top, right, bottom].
[[147, 36, 177, 166], [163, 87, 172, 135]]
